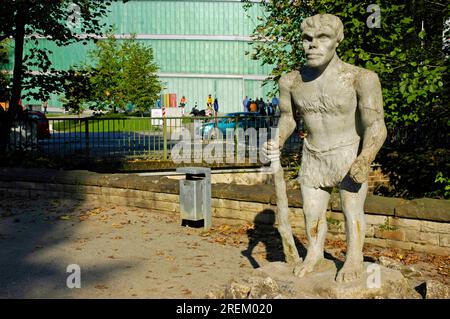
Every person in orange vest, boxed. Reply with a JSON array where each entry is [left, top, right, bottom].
[[249, 99, 257, 112], [180, 96, 186, 108]]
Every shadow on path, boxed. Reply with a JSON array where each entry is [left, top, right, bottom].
[[241, 209, 339, 269], [0, 169, 131, 298]]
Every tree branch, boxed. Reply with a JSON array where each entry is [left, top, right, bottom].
[[0, 34, 12, 42]]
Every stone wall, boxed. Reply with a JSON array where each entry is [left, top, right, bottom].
[[0, 168, 449, 256]]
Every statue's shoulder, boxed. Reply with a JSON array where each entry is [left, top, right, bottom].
[[279, 70, 300, 89], [342, 62, 379, 82]]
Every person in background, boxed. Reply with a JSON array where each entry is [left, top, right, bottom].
[[271, 95, 279, 124], [243, 96, 249, 112], [249, 99, 257, 112], [180, 96, 187, 115], [180, 96, 186, 108], [271, 96, 279, 109], [257, 98, 266, 115], [43, 101, 48, 114], [213, 97, 219, 128], [213, 97, 219, 116], [246, 98, 252, 113], [267, 100, 274, 126], [267, 99, 273, 114], [207, 94, 213, 108], [206, 94, 213, 116]]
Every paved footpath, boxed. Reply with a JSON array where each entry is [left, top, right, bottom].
[[1, 195, 448, 298], [0, 196, 256, 298]]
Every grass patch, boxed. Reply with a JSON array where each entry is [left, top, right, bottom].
[[52, 118, 160, 133], [45, 113, 68, 118]]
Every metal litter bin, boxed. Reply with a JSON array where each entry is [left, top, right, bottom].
[[176, 167, 211, 230]]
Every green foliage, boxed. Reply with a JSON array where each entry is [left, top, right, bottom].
[[435, 172, 450, 199], [242, 0, 310, 86], [326, 217, 341, 226], [88, 35, 162, 114], [243, 0, 449, 198], [62, 35, 162, 114], [0, 1, 124, 108], [59, 69, 94, 115], [88, 35, 123, 110], [0, 39, 10, 88], [379, 217, 398, 231], [243, 0, 448, 127], [52, 117, 158, 133], [376, 146, 450, 199]]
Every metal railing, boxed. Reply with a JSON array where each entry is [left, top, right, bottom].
[[6, 114, 437, 167], [6, 115, 304, 165]]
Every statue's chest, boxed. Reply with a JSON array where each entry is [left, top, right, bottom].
[[292, 75, 357, 115]]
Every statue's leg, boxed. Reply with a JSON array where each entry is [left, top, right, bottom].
[[294, 184, 331, 277], [336, 175, 368, 283]]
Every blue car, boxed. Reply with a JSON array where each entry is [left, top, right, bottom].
[[198, 112, 268, 139]]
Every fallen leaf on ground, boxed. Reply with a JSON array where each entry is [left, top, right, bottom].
[[95, 284, 108, 290], [156, 250, 165, 256], [182, 288, 192, 295], [78, 215, 89, 222], [89, 208, 104, 216]]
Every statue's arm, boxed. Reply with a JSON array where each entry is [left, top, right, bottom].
[[350, 70, 387, 183], [277, 72, 298, 149]]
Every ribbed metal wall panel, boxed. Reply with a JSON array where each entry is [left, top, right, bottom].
[[160, 77, 244, 114], [22, 39, 95, 71], [31, 78, 275, 115], [107, 0, 261, 36], [23, 39, 272, 78], [16, 0, 277, 111], [244, 79, 275, 103], [160, 77, 275, 114]]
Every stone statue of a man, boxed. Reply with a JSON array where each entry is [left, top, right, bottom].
[[264, 14, 387, 283]]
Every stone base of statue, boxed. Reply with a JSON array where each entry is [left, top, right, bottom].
[[206, 260, 422, 299]]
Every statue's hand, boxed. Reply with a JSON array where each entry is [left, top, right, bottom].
[[262, 139, 280, 164], [349, 156, 370, 184]]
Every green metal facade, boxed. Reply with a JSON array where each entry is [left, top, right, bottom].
[[21, 0, 276, 113]]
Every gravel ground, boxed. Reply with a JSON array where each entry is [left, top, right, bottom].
[[0, 195, 448, 298]]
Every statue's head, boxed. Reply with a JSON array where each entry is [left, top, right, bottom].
[[301, 14, 344, 68]]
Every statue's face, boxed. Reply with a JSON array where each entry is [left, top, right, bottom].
[[302, 26, 339, 68]]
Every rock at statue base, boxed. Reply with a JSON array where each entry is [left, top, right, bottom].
[[206, 276, 285, 299], [207, 260, 423, 299], [424, 280, 450, 299], [254, 261, 421, 299]]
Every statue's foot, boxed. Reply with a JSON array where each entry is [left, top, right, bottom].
[[336, 260, 364, 283], [293, 256, 323, 278]]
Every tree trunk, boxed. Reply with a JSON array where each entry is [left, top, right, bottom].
[[0, 9, 26, 153], [10, 13, 26, 119]]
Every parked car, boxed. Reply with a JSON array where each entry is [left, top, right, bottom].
[[86, 101, 112, 116], [25, 111, 51, 139], [93, 109, 106, 116], [198, 112, 268, 139], [190, 106, 206, 117]]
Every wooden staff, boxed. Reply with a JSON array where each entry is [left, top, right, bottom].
[[270, 156, 302, 264]]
